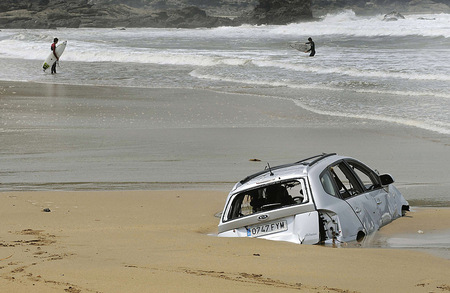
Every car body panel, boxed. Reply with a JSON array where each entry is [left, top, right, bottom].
[[218, 200, 317, 234], [346, 192, 379, 234], [220, 212, 320, 244]]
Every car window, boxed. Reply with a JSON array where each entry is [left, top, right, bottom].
[[329, 162, 364, 199], [347, 161, 381, 191], [226, 179, 308, 221], [320, 171, 338, 197]]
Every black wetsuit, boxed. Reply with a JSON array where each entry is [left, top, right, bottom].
[[51, 43, 57, 74], [306, 41, 315, 56]]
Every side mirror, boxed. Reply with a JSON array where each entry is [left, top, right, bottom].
[[380, 174, 394, 186]]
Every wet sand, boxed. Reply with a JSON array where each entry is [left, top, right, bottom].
[[1, 81, 449, 204], [0, 190, 449, 293], [0, 81, 449, 292]]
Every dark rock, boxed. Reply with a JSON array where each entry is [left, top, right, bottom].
[[236, 0, 313, 25], [0, 2, 237, 28], [383, 10, 405, 21], [163, 6, 234, 28]]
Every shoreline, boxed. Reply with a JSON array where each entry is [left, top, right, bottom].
[[3, 76, 450, 136], [1, 80, 449, 206], [0, 190, 449, 293]]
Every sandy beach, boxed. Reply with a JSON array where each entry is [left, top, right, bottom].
[[1, 81, 449, 292], [0, 190, 449, 293]]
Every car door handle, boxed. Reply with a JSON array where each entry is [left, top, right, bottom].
[[355, 207, 361, 213], [376, 199, 382, 205]]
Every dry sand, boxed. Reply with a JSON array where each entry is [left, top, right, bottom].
[[0, 190, 449, 293]]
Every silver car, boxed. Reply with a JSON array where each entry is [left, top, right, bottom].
[[218, 153, 409, 245]]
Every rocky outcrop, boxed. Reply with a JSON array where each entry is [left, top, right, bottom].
[[383, 11, 405, 21], [78, 5, 235, 28], [0, 0, 314, 28], [236, 0, 313, 25], [0, 0, 236, 28], [149, 6, 234, 28], [92, 0, 259, 18]]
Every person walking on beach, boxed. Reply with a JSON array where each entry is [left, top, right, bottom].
[[51, 38, 59, 74], [305, 37, 315, 57]]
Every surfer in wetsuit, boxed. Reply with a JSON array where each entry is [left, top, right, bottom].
[[51, 38, 59, 74], [305, 37, 315, 57]]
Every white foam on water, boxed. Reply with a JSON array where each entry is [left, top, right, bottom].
[[291, 99, 450, 135], [190, 70, 450, 135], [252, 59, 450, 82], [271, 10, 450, 38]]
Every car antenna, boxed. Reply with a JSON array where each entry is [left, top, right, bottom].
[[266, 162, 274, 176]]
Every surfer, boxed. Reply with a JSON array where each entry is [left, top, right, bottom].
[[305, 37, 315, 57], [51, 38, 59, 74]]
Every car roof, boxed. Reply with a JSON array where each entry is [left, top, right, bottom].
[[231, 153, 344, 194]]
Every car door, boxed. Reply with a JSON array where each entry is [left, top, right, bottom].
[[329, 161, 380, 234], [346, 160, 392, 227]]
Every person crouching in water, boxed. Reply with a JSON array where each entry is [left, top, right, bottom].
[[51, 38, 59, 74], [305, 37, 315, 57]]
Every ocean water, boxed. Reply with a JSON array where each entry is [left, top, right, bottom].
[[1, 10, 449, 134], [0, 10, 449, 200]]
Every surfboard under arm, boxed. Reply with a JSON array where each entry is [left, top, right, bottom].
[[288, 41, 310, 52], [43, 41, 67, 71]]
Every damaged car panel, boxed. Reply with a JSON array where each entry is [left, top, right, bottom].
[[218, 153, 409, 245]]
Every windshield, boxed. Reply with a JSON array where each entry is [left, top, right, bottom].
[[226, 179, 308, 221]]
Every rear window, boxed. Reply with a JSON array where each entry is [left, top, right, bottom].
[[226, 179, 308, 221]]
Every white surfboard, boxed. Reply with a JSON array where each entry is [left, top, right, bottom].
[[288, 41, 310, 52], [43, 41, 67, 71]]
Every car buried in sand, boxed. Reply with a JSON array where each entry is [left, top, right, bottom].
[[218, 153, 409, 245]]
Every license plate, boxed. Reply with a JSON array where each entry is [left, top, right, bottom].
[[247, 220, 288, 237]]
